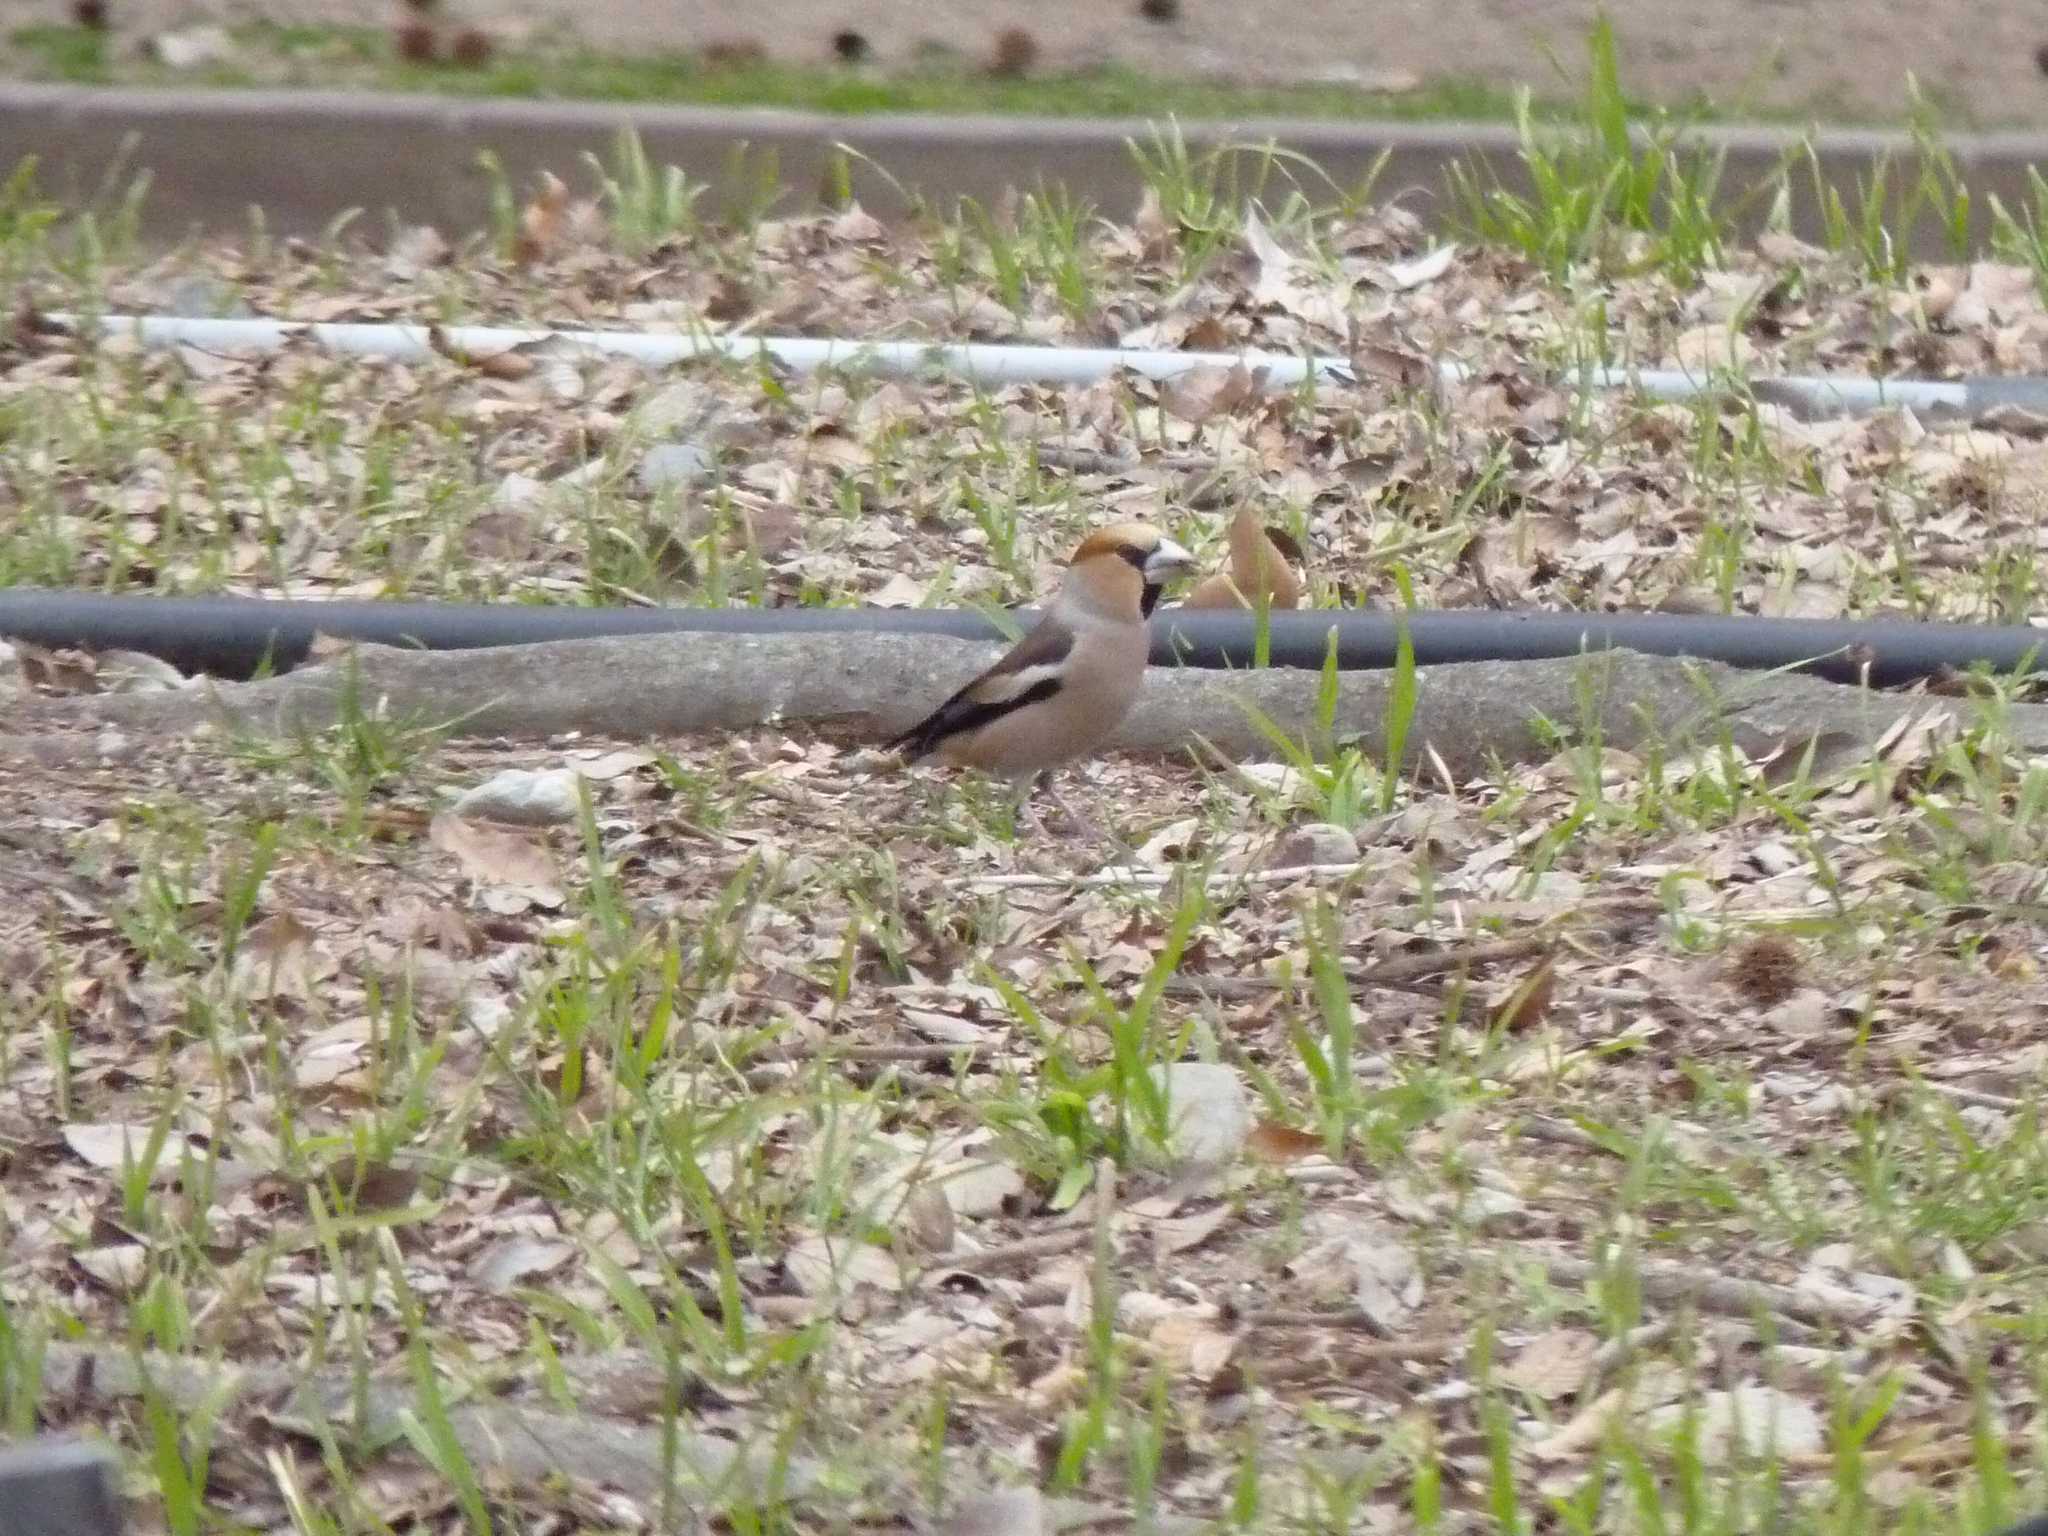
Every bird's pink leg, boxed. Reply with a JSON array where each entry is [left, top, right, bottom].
[[1008, 774, 1052, 840], [1036, 773, 1115, 846]]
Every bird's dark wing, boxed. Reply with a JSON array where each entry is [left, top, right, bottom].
[[889, 618, 1075, 759]]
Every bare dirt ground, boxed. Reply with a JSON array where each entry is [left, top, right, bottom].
[[42, 0, 2048, 124]]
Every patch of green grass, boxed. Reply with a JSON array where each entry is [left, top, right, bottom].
[[7, 19, 1657, 126], [12, 23, 108, 83], [1447, 16, 1736, 284]]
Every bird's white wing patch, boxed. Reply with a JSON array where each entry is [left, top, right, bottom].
[[966, 661, 1067, 704]]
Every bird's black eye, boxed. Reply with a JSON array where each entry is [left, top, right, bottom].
[[1118, 544, 1150, 572]]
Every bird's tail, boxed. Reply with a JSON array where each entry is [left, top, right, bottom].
[[883, 724, 933, 762]]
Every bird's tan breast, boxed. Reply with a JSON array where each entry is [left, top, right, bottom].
[[938, 620, 1148, 779]]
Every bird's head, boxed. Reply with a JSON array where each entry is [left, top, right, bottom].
[[1067, 522, 1199, 619]]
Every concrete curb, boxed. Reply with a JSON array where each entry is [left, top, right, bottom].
[[7, 82, 2046, 254], [0, 1437, 122, 1536]]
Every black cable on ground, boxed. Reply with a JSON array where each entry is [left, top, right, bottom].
[[0, 589, 2041, 688]]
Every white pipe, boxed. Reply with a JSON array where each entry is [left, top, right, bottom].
[[48, 313, 1990, 417]]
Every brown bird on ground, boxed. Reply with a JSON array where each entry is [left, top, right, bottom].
[[890, 522, 1198, 831], [1181, 505, 1306, 611]]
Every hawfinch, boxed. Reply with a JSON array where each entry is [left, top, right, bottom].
[[890, 522, 1198, 824], [1182, 505, 1306, 611]]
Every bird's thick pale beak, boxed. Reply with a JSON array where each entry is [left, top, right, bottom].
[[1143, 538, 1199, 581]]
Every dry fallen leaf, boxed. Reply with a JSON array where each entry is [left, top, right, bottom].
[[567, 747, 657, 781], [1461, 512, 1573, 604], [1264, 821, 1360, 870], [63, 1121, 179, 1173], [1183, 505, 1307, 610], [1243, 210, 1352, 332], [229, 910, 333, 1002], [1760, 987, 1834, 1039], [827, 201, 885, 243], [1671, 321, 1756, 374], [1379, 242, 1458, 291], [1348, 339, 1436, 393], [900, 1182, 957, 1253], [1150, 1202, 1232, 1259], [514, 171, 570, 264], [94, 649, 190, 693], [1132, 184, 1174, 262], [869, 571, 928, 608], [784, 1234, 903, 1298], [385, 222, 452, 278], [319, 1155, 423, 1212], [428, 323, 535, 381], [469, 1235, 576, 1292], [1349, 1225, 1423, 1332], [1647, 1386, 1824, 1461], [1246, 1119, 1326, 1164], [1527, 1386, 1629, 1462], [293, 1020, 373, 1090], [1493, 954, 1558, 1031], [428, 812, 561, 890], [73, 1243, 150, 1293], [1499, 1326, 1599, 1400], [373, 896, 479, 954], [1146, 1310, 1240, 1381], [11, 643, 100, 695], [1160, 363, 1258, 424], [936, 1157, 1027, 1217]]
